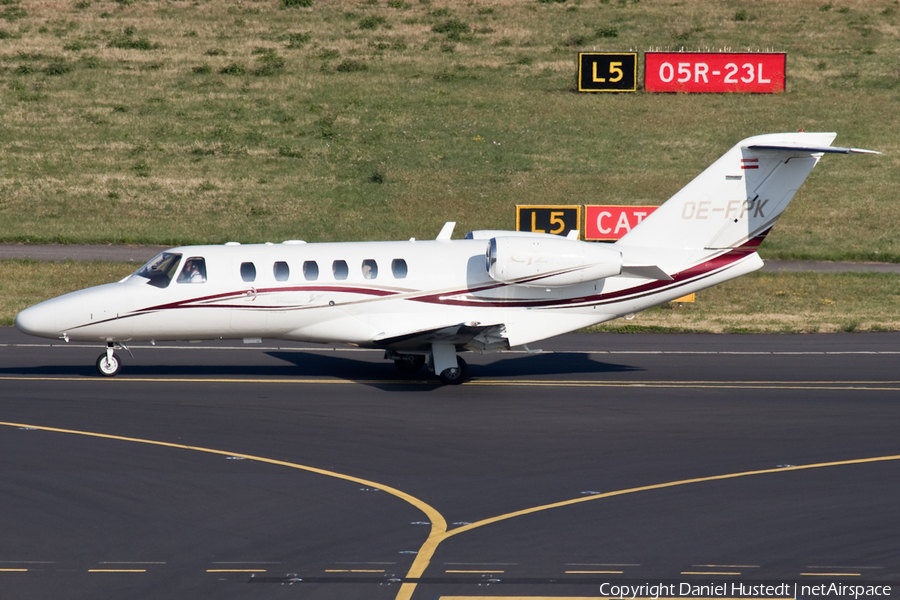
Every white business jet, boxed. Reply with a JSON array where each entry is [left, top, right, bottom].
[[15, 133, 876, 384]]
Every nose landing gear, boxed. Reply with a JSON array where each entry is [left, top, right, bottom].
[[96, 342, 130, 377]]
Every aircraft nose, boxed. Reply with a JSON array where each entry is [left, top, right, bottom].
[[15, 300, 61, 339]]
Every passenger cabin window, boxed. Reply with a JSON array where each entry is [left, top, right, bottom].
[[303, 261, 319, 281], [240, 262, 257, 282], [135, 252, 182, 288], [177, 257, 207, 284], [274, 261, 290, 282], [362, 259, 378, 280], [333, 260, 348, 281], [392, 258, 408, 279]]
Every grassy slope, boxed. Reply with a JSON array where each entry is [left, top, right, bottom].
[[0, 0, 897, 259], [2, 0, 900, 331]]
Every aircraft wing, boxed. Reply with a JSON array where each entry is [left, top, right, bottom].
[[372, 322, 508, 353]]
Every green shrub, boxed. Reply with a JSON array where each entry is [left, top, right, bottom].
[[359, 15, 387, 30], [254, 53, 286, 76], [1, 6, 27, 21], [336, 58, 367, 72], [284, 32, 310, 48], [45, 61, 72, 76], [220, 62, 245, 75], [433, 18, 469, 39], [78, 55, 100, 69], [109, 28, 159, 50]]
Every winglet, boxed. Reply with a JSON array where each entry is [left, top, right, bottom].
[[437, 222, 456, 240]]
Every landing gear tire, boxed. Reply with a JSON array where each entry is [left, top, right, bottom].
[[438, 356, 467, 385], [394, 354, 426, 374], [96, 352, 121, 377]]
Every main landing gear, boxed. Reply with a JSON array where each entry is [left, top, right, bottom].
[[96, 342, 127, 377], [392, 353, 426, 374], [436, 356, 467, 385], [386, 344, 469, 385]]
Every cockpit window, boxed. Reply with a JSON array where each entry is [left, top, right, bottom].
[[177, 257, 207, 284], [134, 252, 182, 289]]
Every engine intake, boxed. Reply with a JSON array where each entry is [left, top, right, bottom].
[[487, 236, 623, 287]]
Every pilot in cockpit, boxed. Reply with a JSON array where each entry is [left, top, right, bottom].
[[178, 258, 206, 283]]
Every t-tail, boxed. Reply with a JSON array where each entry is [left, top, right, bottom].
[[617, 132, 878, 254]]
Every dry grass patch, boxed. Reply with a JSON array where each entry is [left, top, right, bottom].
[[0, 0, 896, 259]]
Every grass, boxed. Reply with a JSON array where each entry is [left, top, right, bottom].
[[0, 0, 896, 259], [3, 260, 900, 334], [0, 259, 137, 326]]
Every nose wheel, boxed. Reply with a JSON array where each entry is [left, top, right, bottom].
[[96, 342, 126, 377], [96, 351, 121, 377]]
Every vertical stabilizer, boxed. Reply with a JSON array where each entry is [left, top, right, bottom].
[[616, 132, 842, 251]]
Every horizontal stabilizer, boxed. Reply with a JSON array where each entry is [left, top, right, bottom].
[[746, 144, 880, 155], [621, 265, 673, 281]]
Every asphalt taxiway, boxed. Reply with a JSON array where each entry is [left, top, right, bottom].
[[1, 328, 899, 600]]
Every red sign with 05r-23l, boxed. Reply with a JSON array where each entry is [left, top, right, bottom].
[[645, 52, 785, 93]]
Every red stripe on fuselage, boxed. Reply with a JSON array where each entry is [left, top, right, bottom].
[[75, 232, 769, 332]]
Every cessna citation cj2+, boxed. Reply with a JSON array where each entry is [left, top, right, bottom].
[[16, 133, 877, 384]]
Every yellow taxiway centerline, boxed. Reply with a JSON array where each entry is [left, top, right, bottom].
[[0, 419, 447, 587], [396, 453, 900, 600], [1, 421, 896, 600]]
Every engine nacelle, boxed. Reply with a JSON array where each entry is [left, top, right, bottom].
[[487, 236, 623, 287]]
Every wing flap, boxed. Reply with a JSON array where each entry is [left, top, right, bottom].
[[373, 322, 508, 353]]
